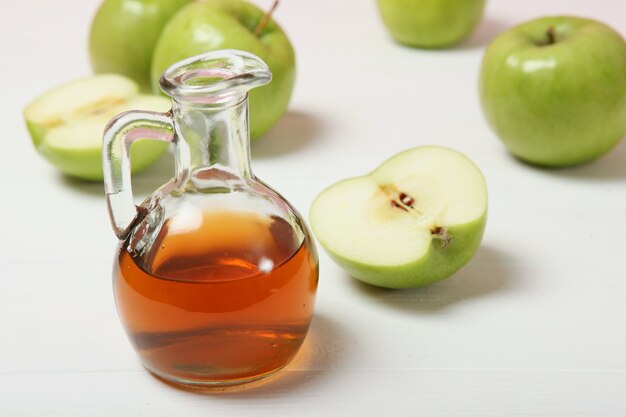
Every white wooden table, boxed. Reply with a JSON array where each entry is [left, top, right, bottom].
[[2, 0, 626, 415]]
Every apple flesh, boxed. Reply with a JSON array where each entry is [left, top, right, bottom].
[[151, 0, 295, 139], [24, 74, 171, 181], [310, 146, 487, 289], [377, 0, 486, 48], [480, 16, 626, 166], [89, 0, 191, 91]]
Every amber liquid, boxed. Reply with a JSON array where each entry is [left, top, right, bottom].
[[114, 210, 318, 388]]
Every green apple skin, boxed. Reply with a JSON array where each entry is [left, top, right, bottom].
[[89, 0, 192, 91], [319, 201, 486, 289], [151, 0, 296, 139], [37, 138, 167, 182], [377, 0, 486, 48], [480, 16, 626, 167], [310, 146, 488, 289], [25, 119, 45, 148]]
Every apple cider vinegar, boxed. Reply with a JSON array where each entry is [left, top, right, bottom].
[[114, 210, 318, 388], [104, 50, 319, 390]]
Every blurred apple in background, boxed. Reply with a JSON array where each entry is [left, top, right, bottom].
[[151, 0, 295, 139], [480, 16, 626, 167], [89, 0, 192, 91], [377, 0, 486, 48]]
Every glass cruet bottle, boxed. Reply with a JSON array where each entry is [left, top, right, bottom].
[[102, 50, 319, 390]]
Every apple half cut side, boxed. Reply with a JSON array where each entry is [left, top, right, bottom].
[[24, 74, 171, 181], [310, 146, 488, 289]]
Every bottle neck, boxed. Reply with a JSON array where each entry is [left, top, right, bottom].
[[172, 96, 253, 190]]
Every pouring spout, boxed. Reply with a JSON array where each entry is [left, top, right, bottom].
[[159, 49, 272, 105]]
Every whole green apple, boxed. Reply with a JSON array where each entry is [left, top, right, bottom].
[[151, 0, 295, 139], [310, 146, 487, 289], [480, 16, 626, 166], [377, 0, 486, 48], [89, 0, 191, 91]]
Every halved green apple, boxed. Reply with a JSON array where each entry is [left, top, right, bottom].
[[24, 74, 171, 181], [310, 146, 488, 289]]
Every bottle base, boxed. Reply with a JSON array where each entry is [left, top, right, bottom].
[[144, 362, 286, 393]]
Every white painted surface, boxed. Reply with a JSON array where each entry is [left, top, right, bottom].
[[2, 0, 626, 415]]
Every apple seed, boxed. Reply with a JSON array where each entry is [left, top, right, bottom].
[[399, 192, 415, 206], [380, 184, 422, 214], [390, 192, 415, 211]]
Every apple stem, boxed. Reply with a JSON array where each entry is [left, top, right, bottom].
[[546, 26, 556, 45], [254, 0, 279, 37]]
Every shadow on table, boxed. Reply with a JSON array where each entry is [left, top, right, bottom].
[[171, 314, 349, 398], [251, 110, 326, 159], [534, 139, 626, 182], [389, 16, 509, 52], [58, 149, 177, 199], [347, 245, 520, 314], [58, 174, 105, 197], [459, 17, 510, 50]]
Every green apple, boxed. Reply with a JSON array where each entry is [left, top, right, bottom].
[[151, 0, 295, 139], [24, 74, 171, 181], [480, 16, 626, 167], [377, 0, 486, 48], [310, 146, 487, 289], [89, 0, 192, 91]]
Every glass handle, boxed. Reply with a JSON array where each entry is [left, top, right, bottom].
[[103, 110, 175, 240]]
